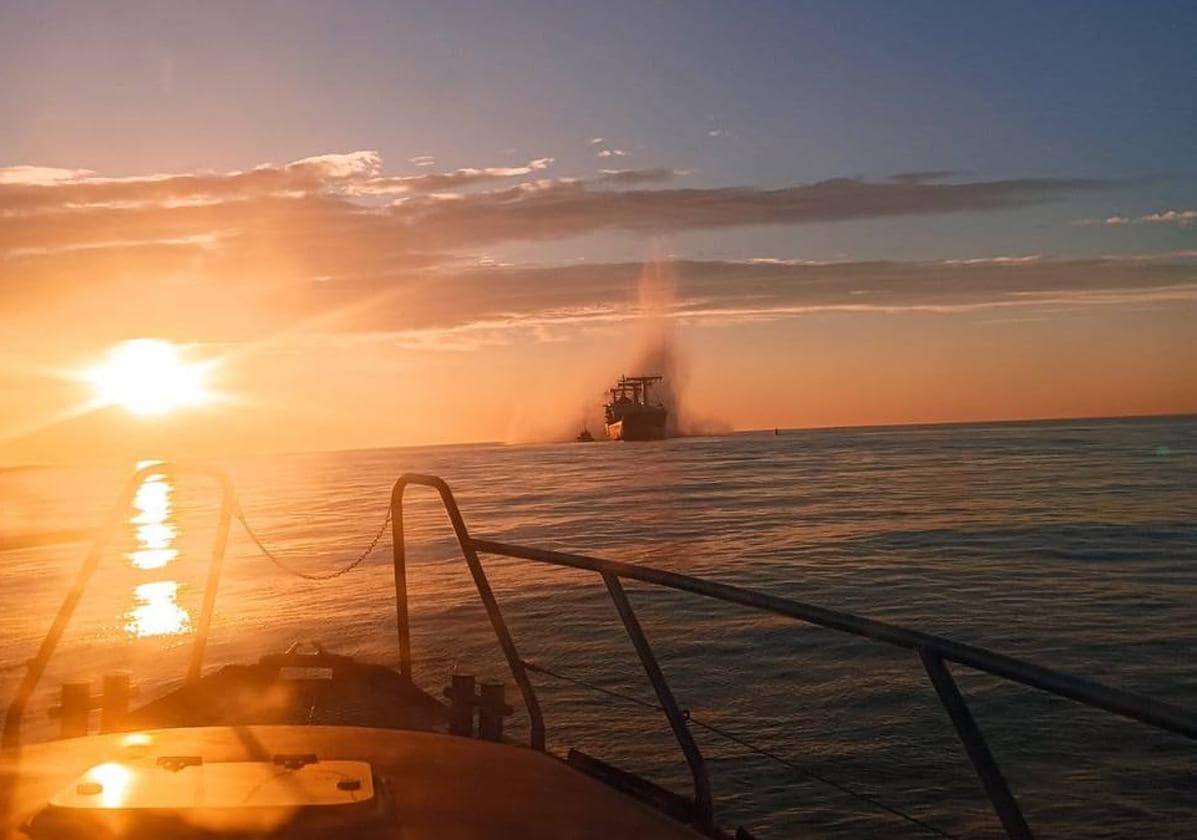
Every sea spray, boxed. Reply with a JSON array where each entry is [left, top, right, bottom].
[[629, 257, 731, 437]]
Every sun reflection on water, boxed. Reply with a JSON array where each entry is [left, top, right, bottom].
[[126, 581, 191, 638], [129, 474, 178, 570], [124, 466, 191, 638]]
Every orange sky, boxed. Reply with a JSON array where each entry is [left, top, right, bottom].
[[4, 3, 1197, 464], [2, 240, 1194, 466], [1, 131, 1195, 467], [0, 147, 1195, 466]]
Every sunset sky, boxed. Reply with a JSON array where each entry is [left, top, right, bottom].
[[2, 1, 1195, 463]]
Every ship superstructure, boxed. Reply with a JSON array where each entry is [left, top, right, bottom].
[[604, 375, 668, 441]]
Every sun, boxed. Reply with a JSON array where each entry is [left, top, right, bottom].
[[87, 339, 211, 416]]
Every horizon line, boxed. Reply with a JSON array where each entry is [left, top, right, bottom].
[[3, 409, 1193, 472]]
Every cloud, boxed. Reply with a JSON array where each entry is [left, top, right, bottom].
[[593, 168, 684, 186], [350, 157, 555, 195], [0, 149, 1122, 349], [285, 151, 382, 179], [0, 160, 349, 215], [707, 128, 729, 138], [1, 151, 1099, 258], [396, 175, 1103, 247], [596, 149, 628, 158], [5, 231, 227, 259], [0, 165, 97, 185], [1080, 209, 1197, 227], [352, 253, 1197, 350], [0, 152, 1187, 353], [888, 170, 964, 184], [409, 155, 436, 167], [589, 137, 606, 145]]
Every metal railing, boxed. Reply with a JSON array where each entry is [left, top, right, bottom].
[[7, 466, 1195, 839], [391, 473, 1197, 839], [2, 463, 236, 749]]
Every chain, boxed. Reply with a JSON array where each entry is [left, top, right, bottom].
[[235, 505, 392, 581]]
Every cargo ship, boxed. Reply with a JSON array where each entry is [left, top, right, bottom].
[[604, 375, 668, 441]]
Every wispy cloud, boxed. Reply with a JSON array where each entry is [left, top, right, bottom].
[[593, 168, 685, 186], [5, 231, 228, 259], [350, 157, 555, 195], [1076, 209, 1197, 227], [409, 155, 436, 167], [1, 151, 1099, 256], [358, 254, 1197, 350], [0, 165, 97, 185], [888, 170, 964, 184], [399, 175, 1103, 246], [596, 148, 629, 158]]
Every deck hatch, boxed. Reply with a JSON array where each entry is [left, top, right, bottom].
[[49, 758, 376, 810]]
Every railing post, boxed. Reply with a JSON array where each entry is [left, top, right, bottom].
[[390, 485, 413, 683], [2, 463, 239, 747], [453, 530, 545, 751], [920, 648, 1033, 840], [188, 491, 234, 685], [390, 475, 546, 751], [602, 573, 714, 832]]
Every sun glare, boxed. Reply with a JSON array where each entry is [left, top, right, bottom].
[[87, 339, 210, 416]]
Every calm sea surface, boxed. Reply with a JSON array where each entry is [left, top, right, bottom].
[[2, 416, 1196, 838]]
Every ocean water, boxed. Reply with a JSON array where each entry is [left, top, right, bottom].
[[2, 415, 1195, 838]]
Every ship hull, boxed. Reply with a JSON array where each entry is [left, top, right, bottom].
[[605, 409, 667, 441]]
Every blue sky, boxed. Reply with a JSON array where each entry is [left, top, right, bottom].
[[3, 3, 1192, 171], [3, 1, 1194, 262]]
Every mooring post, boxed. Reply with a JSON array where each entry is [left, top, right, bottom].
[[478, 682, 512, 742], [446, 673, 476, 737], [58, 682, 91, 738], [100, 672, 131, 733]]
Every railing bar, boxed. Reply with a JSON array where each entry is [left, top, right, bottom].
[[468, 537, 1197, 741], [391, 490, 413, 682], [1, 492, 130, 747], [921, 649, 1033, 840], [187, 495, 234, 684], [2, 463, 237, 748], [602, 573, 714, 831], [391, 476, 546, 751]]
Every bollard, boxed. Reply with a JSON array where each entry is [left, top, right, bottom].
[[59, 682, 91, 738], [478, 681, 512, 742], [100, 672, 131, 733], [445, 674, 476, 737]]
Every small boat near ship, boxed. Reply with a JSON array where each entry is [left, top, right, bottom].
[[575, 427, 594, 442], [2, 462, 1195, 838], [604, 375, 668, 441]]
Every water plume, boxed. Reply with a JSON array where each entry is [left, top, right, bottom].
[[513, 251, 731, 444], [628, 256, 731, 437]]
